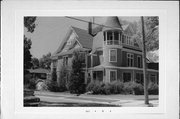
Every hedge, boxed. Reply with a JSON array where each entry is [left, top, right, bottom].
[[86, 81, 158, 95]]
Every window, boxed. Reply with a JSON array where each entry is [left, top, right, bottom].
[[127, 53, 134, 67], [137, 56, 142, 68], [109, 49, 117, 62], [107, 31, 113, 40], [122, 35, 125, 43], [114, 31, 119, 41], [123, 72, 131, 82], [110, 70, 117, 82], [63, 56, 68, 66]]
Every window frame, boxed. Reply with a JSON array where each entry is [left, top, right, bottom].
[[109, 49, 117, 62], [109, 70, 117, 82], [137, 55, 142, 68], [122, 72, 132, 82], [127, 53, 134, 67]]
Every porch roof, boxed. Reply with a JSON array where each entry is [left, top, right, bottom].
[[89, 65, 158, 72], [89, 65, 105, 71]]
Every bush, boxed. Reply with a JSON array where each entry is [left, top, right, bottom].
[[148, 83, 158, 95], [24, 72, 36, 90], [86, 81, 96, 92], [86, 81, 123, 95], [28, 78, 37, 90], [46, 79, 67, 92], [123, 82, 134, 94], [109, 81, 124, 94], [132, 83, 144, 95], [86, 81, 108, 95], [51, 70, 57, 81], [123, 82, 144, 95], [102, 83, 111, 95], [86, 81, 158, 95]]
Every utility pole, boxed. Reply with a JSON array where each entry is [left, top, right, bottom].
[[141, 16, 149, 104]]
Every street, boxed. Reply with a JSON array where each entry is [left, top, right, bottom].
[[34, 91, 158, 107]]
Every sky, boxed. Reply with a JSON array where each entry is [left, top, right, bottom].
[[24, 17, 140, 59]]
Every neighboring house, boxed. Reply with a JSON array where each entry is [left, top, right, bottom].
[[29, 68, 51, 80], [51, 17, 159, 85]]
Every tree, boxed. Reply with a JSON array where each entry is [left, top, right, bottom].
[[144, 17, 159, 51], [68, 50, 86, 94], [24, 17, 37, 71], [32, 57, 39, 69], [39, 52, 51, 69], [24, 36, 32, 70], [57, 65, 68, 91], [24, 17, 37, 33], [133, 16, 159, 52], [24, 17, 37, 89]]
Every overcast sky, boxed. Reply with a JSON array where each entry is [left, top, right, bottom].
[[24, 17, 140, 59]]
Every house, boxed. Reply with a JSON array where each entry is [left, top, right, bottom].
[[51, 17, 159, 85], [29, 68, 51, 80]]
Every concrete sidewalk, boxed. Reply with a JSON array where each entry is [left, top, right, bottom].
[[34, 91, 158, 107]]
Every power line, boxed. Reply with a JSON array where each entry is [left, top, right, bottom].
[[65, 16, 123, 30]]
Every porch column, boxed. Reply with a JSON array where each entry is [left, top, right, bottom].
[[132, 70, 135, 83], [119, 32, 121, 44], [105, 32, 107, 45], [112, 31, 114, 44]]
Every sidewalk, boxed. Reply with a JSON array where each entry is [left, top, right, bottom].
[[34, 91, 158, 107]]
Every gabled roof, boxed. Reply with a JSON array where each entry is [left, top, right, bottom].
[[122, 24, 135, 36], [71, 26, 93, 49], [52, 26, 93, 58]]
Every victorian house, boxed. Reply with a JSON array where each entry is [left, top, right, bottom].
[[51, 17, 158, 85]]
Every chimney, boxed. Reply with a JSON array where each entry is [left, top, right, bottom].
[[88, 21, 92, 35]]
